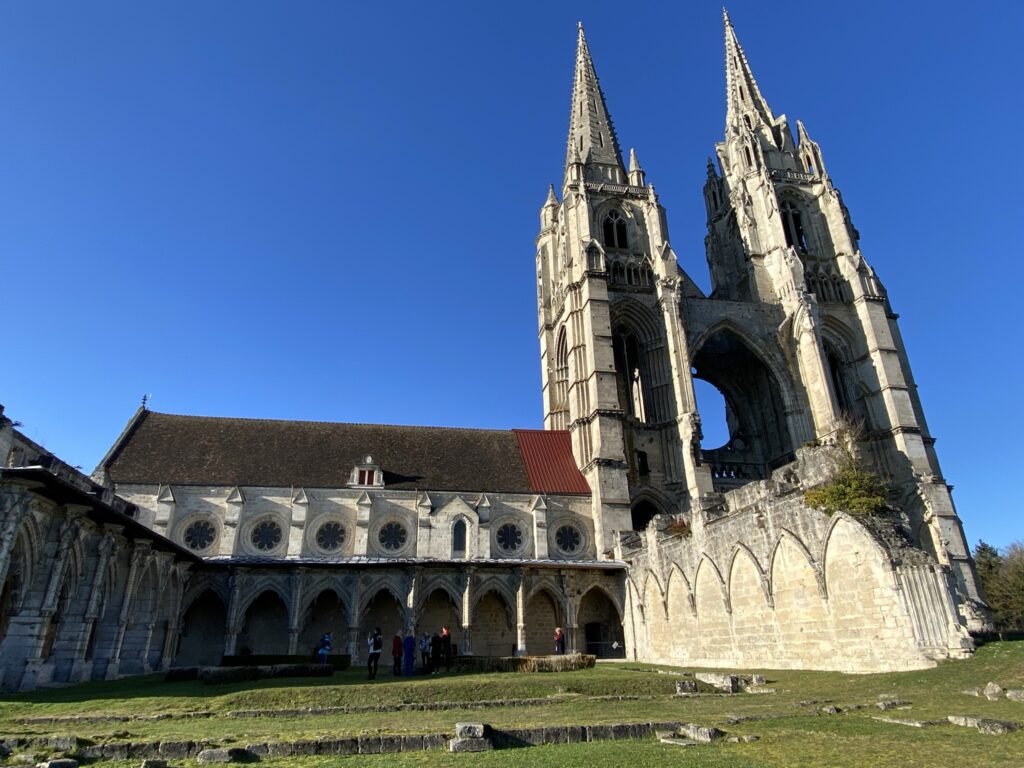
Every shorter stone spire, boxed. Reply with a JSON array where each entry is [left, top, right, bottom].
[[544, 184, 558, 207], [628, 148, 645, 187]]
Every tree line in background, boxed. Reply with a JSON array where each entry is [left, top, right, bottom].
[[974, 540, 1024, 631]]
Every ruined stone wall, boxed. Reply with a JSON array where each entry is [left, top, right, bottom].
[[620, 446, 974, 673]]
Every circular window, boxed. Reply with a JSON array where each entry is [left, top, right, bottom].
[[555, 524, 582, 555], [251, 520, 283, 552], [316, 521, 346, 551], [184, 520, 216, 551], [378, 521, 407, 552], [496, 522, 523, 554]]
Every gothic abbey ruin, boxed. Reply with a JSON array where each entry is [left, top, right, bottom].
[[0, 15, 988, 691]]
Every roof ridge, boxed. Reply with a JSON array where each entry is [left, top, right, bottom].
[[145, 410, 533, 435]]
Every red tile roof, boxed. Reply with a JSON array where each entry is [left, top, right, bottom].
[[513, 429, 590, 495]]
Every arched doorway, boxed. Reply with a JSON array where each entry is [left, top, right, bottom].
[[692, 328, 795, 490], [474, 591, 514, 657], [238, 590, 289, 655], [577, 587, 624, 658], [298, 590, 347, 660], [523, 589, 561, 655], [175, 590, 227, 666]]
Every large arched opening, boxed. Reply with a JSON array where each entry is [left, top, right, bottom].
[[577, 587, 625, 659], [298, 590, 347, 660], [523, 589, 561, 655], [692, 328, 795, 489], [237, 589, 289, 656], [175, 590, 227, 666], [360, 588, 405, 643], [473, 590, 515, 657]]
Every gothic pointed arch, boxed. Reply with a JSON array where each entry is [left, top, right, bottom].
[[690, 321, 798, 487], [551, 325, 570, 430], [693, 554, 729, 613], [728, 543, 771, 607]]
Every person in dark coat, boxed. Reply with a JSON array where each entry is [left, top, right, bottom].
[[391, 631, 403, 676], [554, 627, 566, 655], [430, 631, 442, 675], [419, 632, 431, 670], [367, 627, 383, 680], [403, 630, 416, 676]]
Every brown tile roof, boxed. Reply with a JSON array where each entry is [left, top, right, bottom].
[[102, 411, 590, 495]]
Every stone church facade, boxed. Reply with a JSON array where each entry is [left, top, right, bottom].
[[0, 15, 987, 690]]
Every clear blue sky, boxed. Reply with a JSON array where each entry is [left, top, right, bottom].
[[2, 1, 1020, 548]]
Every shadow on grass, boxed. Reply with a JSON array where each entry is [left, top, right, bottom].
[[0, 667, 475, 706]]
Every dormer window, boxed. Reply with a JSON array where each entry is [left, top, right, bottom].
[[350, 455, 383, 488]]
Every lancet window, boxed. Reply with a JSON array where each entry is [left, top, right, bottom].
[[602, 210, 628, 250]]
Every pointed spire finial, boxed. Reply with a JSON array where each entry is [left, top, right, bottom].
[[544, 184, 558, 206], [723, 11, 774, 132], [563, 23, 625, 184], [628, 148, 639, 173]]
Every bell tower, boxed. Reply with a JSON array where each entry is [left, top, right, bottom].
[[536, 25, 713, 551], [702, 11, 987, 623]]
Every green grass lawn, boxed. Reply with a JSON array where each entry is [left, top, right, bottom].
[[2, 642, 1023, 767]]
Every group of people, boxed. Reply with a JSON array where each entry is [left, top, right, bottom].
[[365, 626, 454, 679], [314, 625, 567, 679]]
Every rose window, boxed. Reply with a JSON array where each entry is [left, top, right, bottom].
[[378, 521, 407, 551], [555, 525, 582, 554], [496, 523, 523, 553], [316, 521, 346, 551], [184, 520, 216, 551], [251, 520, 283, 551]]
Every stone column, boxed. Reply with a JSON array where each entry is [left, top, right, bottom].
[[106, 542, 151, 679], [515, 573, 527, 656], [160, 563, 191, 669], [461, 567, 475, 655], [223, 569, 244, 657]]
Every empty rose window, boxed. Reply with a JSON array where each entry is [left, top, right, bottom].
[[378, 521, 407, 551], [251, 520, 283, 551], [496, 523, 523, 553], [184, 520, 216, 551], [555, 525, 582, 554], [316, 522, 346, 551]]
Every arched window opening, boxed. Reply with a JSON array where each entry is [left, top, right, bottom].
[[586, 245, 603, 271], [602, 210, 628, 250], [631, 500, 660, 532], [613, 330, 648, 423], [635, 450, 650, 477], [692, 328, 795, 490], [826, 346, 852, 417], [744, 146, 753, 168], [693, 378, 730, 450], [452, 519, 467, 559], [0, 564, 21, 641], [781, 200, 809, 253], [552, 329, 569, 430], [744, 114, 752, 129]]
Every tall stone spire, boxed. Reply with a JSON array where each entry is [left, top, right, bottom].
[[723, 10, 774, 131], [564, 22, 625, 182]]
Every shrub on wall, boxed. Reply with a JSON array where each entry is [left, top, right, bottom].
[[804, 419, 889, 517]]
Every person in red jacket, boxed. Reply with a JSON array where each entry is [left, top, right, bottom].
[[391, 630, 403, 676]]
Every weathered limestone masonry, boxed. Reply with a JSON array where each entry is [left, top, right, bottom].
[[0, 412, 197, 691], [537, 16, 989, 672], [0, 15, 993, 689], [618, 446, 974, 672]]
